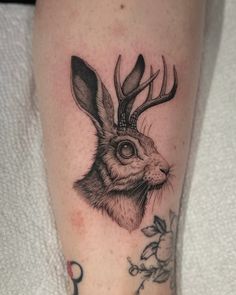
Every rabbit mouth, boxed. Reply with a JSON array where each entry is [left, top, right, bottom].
[[128, 179, 166, 194], [148, 182, 166, 191]]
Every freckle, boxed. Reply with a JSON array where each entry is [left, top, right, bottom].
[[120, 4, 125, 9], [70, 211, 85, 234]]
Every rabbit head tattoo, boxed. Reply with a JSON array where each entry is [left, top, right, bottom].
[[71, 54, 178, 231]]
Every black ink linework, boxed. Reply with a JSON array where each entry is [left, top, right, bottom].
[[71, 55, 178, 231], [128, 210, 178, 294], [67, 261, 83, 295]]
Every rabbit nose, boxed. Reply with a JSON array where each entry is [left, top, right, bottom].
[[160, 166, 169, 176]]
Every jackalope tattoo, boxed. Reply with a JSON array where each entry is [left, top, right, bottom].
[[71, 54, 178, 231], [128, 211, 178, 295]]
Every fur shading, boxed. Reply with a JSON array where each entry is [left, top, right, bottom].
[[71, 55, 178, 231]]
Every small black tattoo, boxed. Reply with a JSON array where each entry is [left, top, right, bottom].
[[128, 210, 178, 294], [67, 261, 83, 295], [71, 55, 178, 231]]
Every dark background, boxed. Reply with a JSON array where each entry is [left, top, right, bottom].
[[0, 0, 35, 4]]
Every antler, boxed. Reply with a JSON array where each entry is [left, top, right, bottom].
[[129, 56, 178, 130], [114, 55, 160, 131], [114, 55, 178, 131]]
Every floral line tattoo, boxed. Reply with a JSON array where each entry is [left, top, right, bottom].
[[128, 210, 178, 294], [71, 54, 178, 231], [67, 261, 84, 295]]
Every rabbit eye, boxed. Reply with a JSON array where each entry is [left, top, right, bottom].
[[117, 141, 136, 159]]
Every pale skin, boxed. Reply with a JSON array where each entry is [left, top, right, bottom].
[[33, 1, 206, 294]]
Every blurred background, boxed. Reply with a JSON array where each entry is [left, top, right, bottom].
[[0, 0, 35, 4]]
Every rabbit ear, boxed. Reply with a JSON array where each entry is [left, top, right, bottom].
[[121, 54, 145, 95], [71, 56, 115, 135]]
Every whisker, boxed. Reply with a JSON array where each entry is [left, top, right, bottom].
[[168, 172, 174, 179], [169, 163, 176, 178], [169, 163, 175, 170], [151, 190, 157, 212], [153, 187, 162, 209], [167, 179, 174, 193], [140, 118, 147, 133], [139, 184, 150, 197], [170, 173, 176, 179], [164, 182, 169, 193], [155, 192, 160, 207], [169, 174, 174, 179], [166, 172, 175, 193], [157, 190, 163, 206], [129, 181, 146, 195], [143, 124, 148, 134], [141, 185, 151, 205], [147, 123, 152, 136], [159, 194, 163, 206], [136, 184, 150, 207], [136, 183, 147, 194], [164, 180, 170, 193], [156, 187, 164, 207]]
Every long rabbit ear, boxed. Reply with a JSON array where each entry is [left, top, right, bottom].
[[71, 56, 115, 135], [121, 54, 145, 95]]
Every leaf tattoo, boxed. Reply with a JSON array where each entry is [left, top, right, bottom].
[[128, 210, 178, 295], [141, 226, 159, 237], [153, 269, 171, 283], [141, 242, 159, 260], [153, 216, 167, 234]]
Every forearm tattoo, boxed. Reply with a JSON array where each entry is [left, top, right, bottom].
[[71, 54, 178, 231], [128, 211, 178, 294], [67, 261, 83, 295]]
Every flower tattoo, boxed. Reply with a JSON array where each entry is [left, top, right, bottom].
[[128, 210, 178, 294]]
